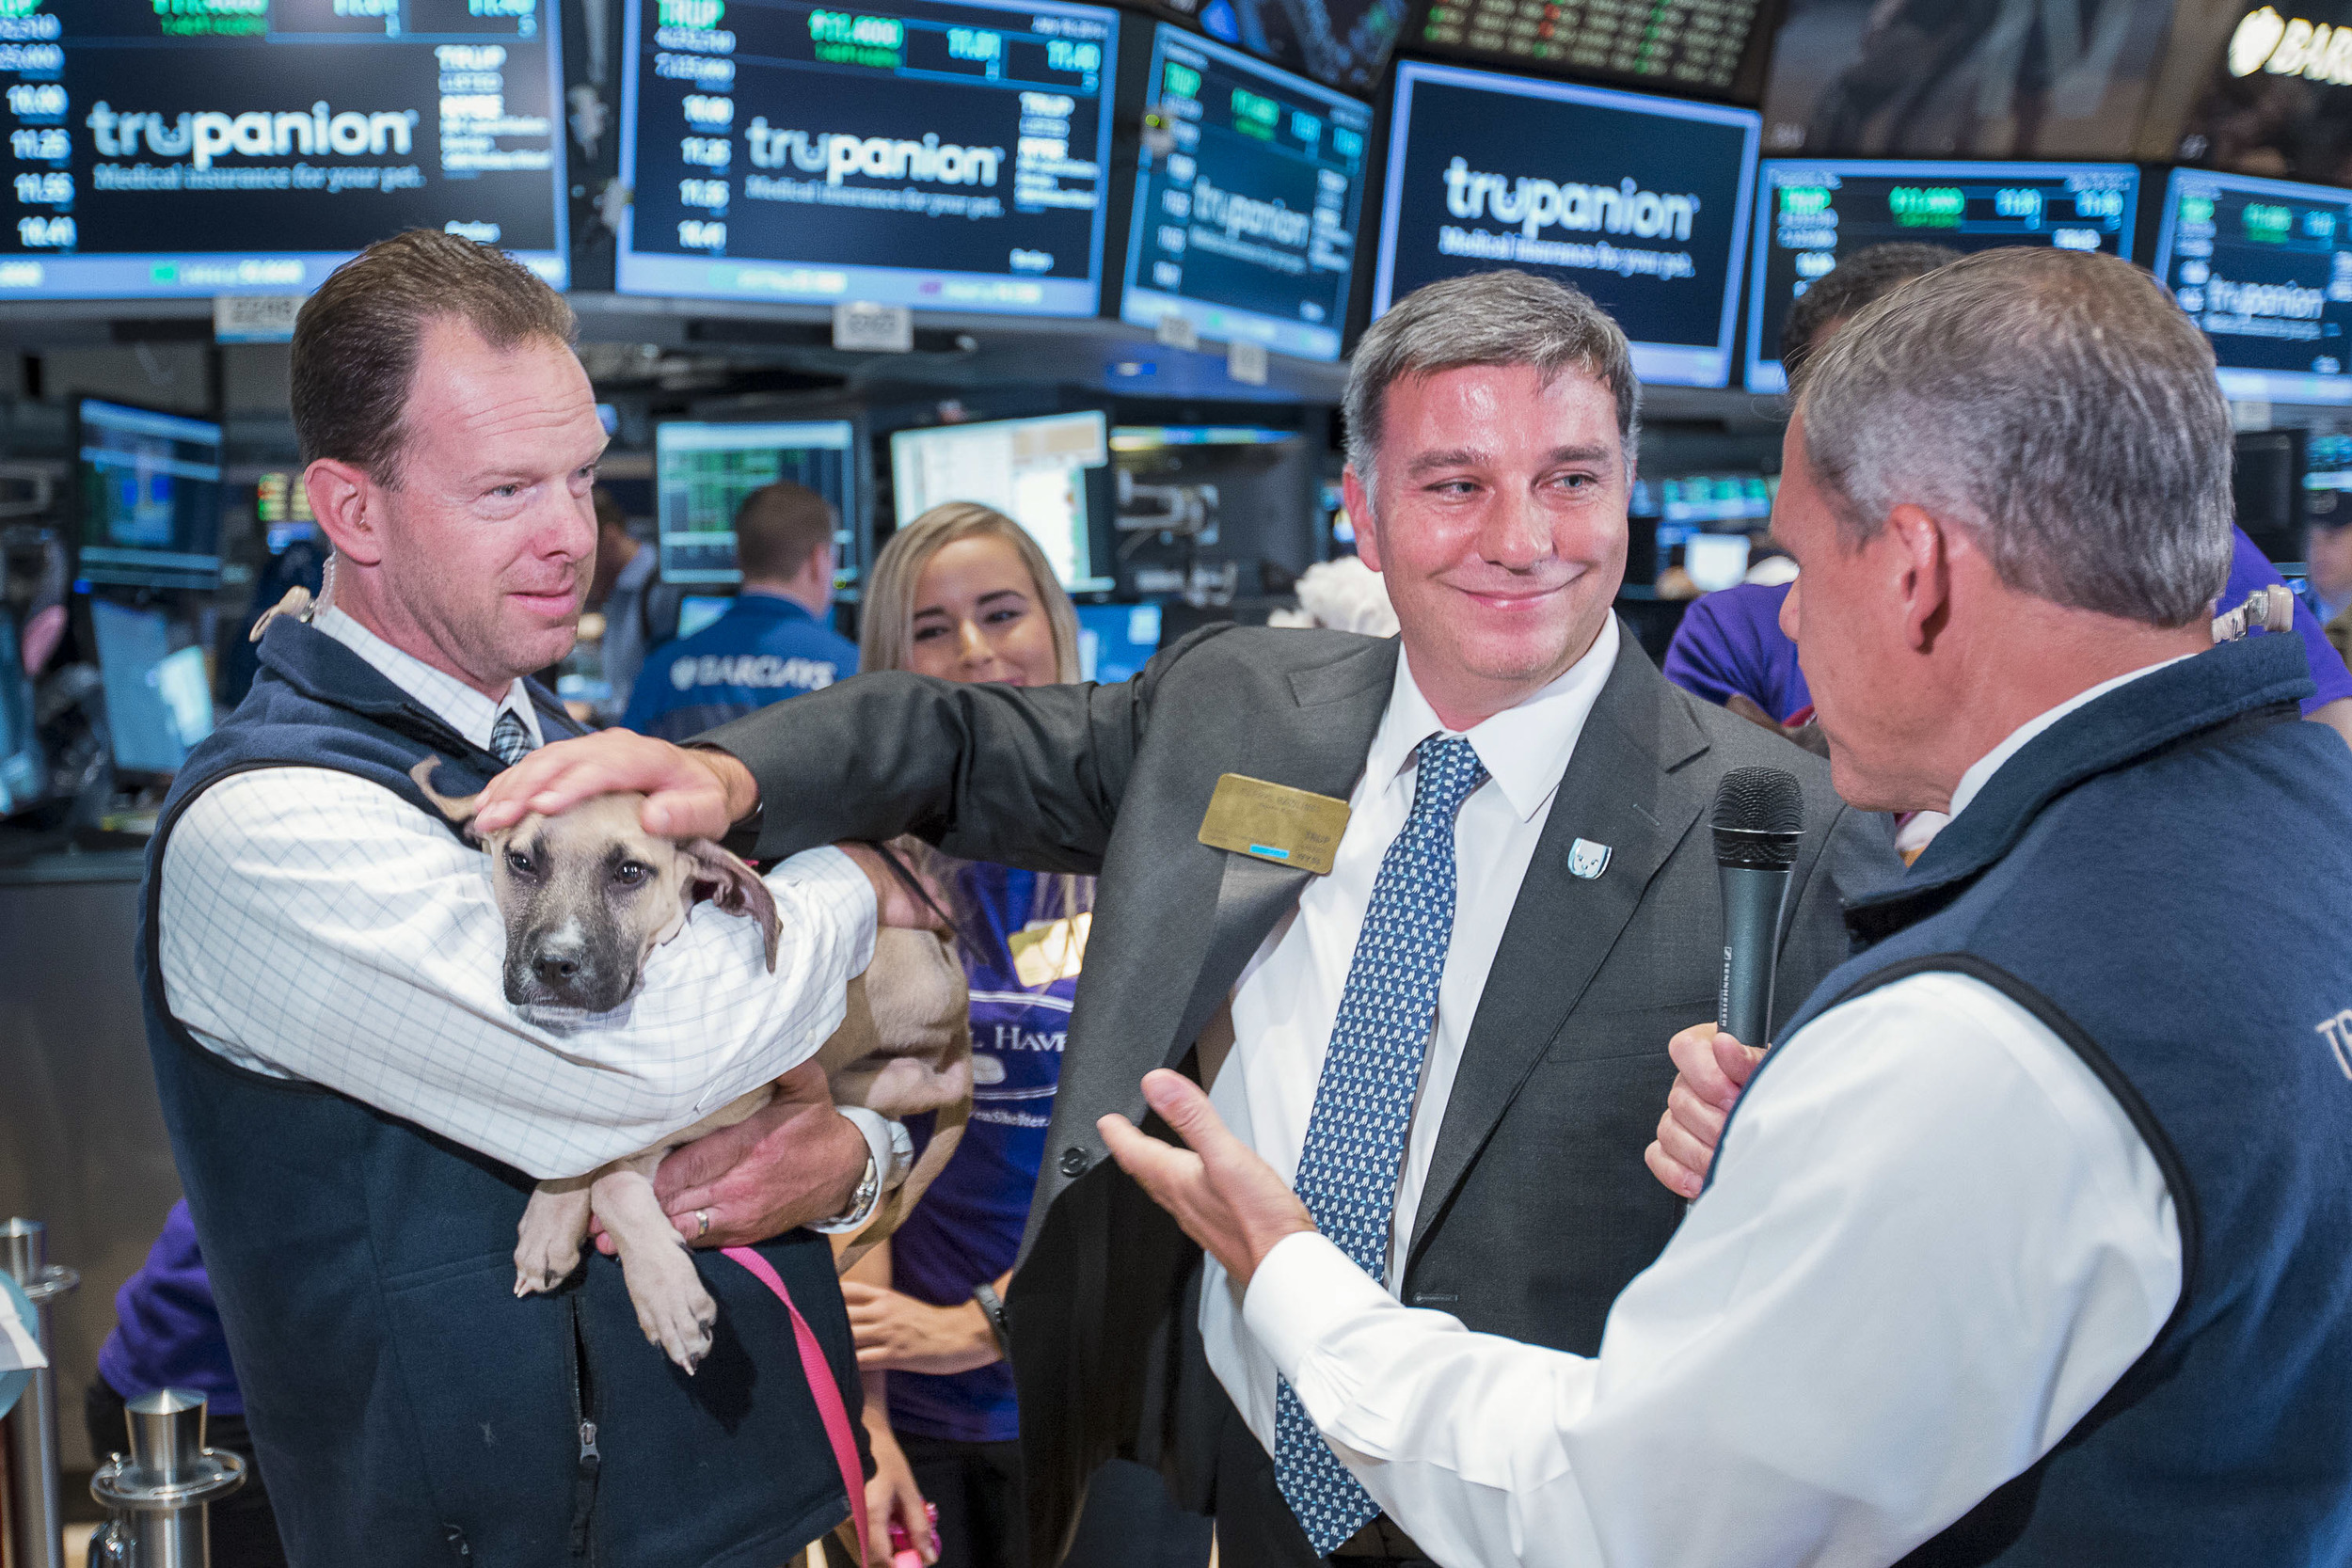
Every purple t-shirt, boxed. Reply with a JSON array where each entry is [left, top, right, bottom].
[[98, 1201, 244, 1413], [1661, 528, 2352, 721], [1662, 580, 1811, 722]]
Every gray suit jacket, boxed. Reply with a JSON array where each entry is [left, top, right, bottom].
[[708, 622, 1899, 1567]]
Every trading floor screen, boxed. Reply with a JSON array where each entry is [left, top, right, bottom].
[[2155, 168, 2352, 407], [656, 420, 861, 586], [0, 0, 566, 297], [618, 0, 1118, 316], [1120, 24, 1371, 361], [1409, 0, 1771, 101], [1745, 160, 2138, 392]]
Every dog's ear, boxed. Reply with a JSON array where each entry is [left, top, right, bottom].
[[684, 840, 781, 973], [409, 755, 484, 843]]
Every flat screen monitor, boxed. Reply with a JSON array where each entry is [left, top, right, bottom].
[[654, 420, 861, 587], [1372, 62, 1760, 388], [90, 598, 214, 778], [615, 0, 1118, 317], [0, 609, 41, 816], [1074, 600, 1162, 684], [75, 400, 224, 593], [1190, 0, 1406, 95], [1121, 26, 1371, 362], [2153, 168, 2352, 405], [1407, 0, 1775, 103], [0, 2, 565, 300], [1744, 160, 2140, 392], [890, 412, 1113, 593]]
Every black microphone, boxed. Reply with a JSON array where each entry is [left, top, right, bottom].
[[1711, 767, 1805, 1051]]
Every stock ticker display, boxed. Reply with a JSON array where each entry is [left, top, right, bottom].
[[0, 0, 566, 298], [1744, 160, 2138, 392], [1374, 61, 1759, 388], [1120, 24, 1370, 361], [2155, 168, 2352, 406], [1411, 0, 1769, 99], [617, 0, 1118, 316]]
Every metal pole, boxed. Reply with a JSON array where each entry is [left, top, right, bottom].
[[88, 1389, 245, 1568], [1, 1218, 77, 1568]]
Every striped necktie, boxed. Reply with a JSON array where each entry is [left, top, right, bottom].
[[1273, 734, 1488, 1554]]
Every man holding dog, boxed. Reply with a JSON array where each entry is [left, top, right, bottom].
[[140, 230, 925, 1565], [480, 269, 1899, 1567], [1096, 251, 2352, 1565]]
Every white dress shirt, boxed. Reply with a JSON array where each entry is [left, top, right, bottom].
[[1204, 616, 1621, 1458], [1238, 661, 2187, 1567], [159, 606, 887, 1188]]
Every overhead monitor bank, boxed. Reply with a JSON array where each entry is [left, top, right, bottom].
[[1745, 160, 2140, 393], [1121, 24, 1370, 362], [617, 0, 1118, 316], [1374, 62, 1760, 388], [2155, 168, 2352, 407], [0, 0, 566, 298]]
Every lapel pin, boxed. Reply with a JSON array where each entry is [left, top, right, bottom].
[[1568, 837, 1613, 879]]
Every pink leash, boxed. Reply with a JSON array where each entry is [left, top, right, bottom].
[[723, 1246, 872, 1567]]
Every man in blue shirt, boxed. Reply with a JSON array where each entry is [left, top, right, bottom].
[[624, 481, 859, 739]]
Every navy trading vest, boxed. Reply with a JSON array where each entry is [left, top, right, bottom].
[[136, 618, 863, 1568], [1726, 634, 2352, 1565]]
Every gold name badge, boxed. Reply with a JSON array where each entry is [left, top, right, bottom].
[[1197, 773, 1351, 876], [1009, 912, 1091, 988]]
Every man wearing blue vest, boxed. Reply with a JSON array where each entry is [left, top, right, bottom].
[[137, 230, 921, 1566], [624, 482, 859, 740], [1096, 246, 2352, 1566]]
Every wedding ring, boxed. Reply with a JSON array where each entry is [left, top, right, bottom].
[[694, 1208, 712, 1239]]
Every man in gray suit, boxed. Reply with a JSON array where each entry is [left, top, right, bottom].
[[479, 270, 1898, 1568]]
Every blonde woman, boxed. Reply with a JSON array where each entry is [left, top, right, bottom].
[[839, 503, 1093, 1568]]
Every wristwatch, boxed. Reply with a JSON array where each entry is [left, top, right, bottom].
[[972, 1280, 1013, 1360], [819, 1152, 881, 1231]]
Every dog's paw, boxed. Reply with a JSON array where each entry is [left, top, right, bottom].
[[513, 1216, 586, 1296], [629, 1242, 719, 1373]]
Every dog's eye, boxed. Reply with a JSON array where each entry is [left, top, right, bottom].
[[505, 849, 534, 875], [612, 861, 649, 887]]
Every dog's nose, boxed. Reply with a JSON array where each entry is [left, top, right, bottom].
[[532, 950, 583, 985]]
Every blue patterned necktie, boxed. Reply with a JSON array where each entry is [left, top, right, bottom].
[[1274, 734, 1489, 1554], [488, 708, 536, 767]]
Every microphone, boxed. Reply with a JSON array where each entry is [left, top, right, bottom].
[[1711, 767, 1805, 1051]]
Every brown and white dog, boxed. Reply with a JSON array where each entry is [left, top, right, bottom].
[[412, 756, 973, 1372]]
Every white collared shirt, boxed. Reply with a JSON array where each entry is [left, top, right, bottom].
[[1236, 661, 2186, 1566], [313, 605, 546, 753], [157, 607, 885, 1185], [1204, 615, 1622, 1457]]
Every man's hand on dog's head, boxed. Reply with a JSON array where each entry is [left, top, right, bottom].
[[475, 731, 755, 841], [471, 733, 939, 929]]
